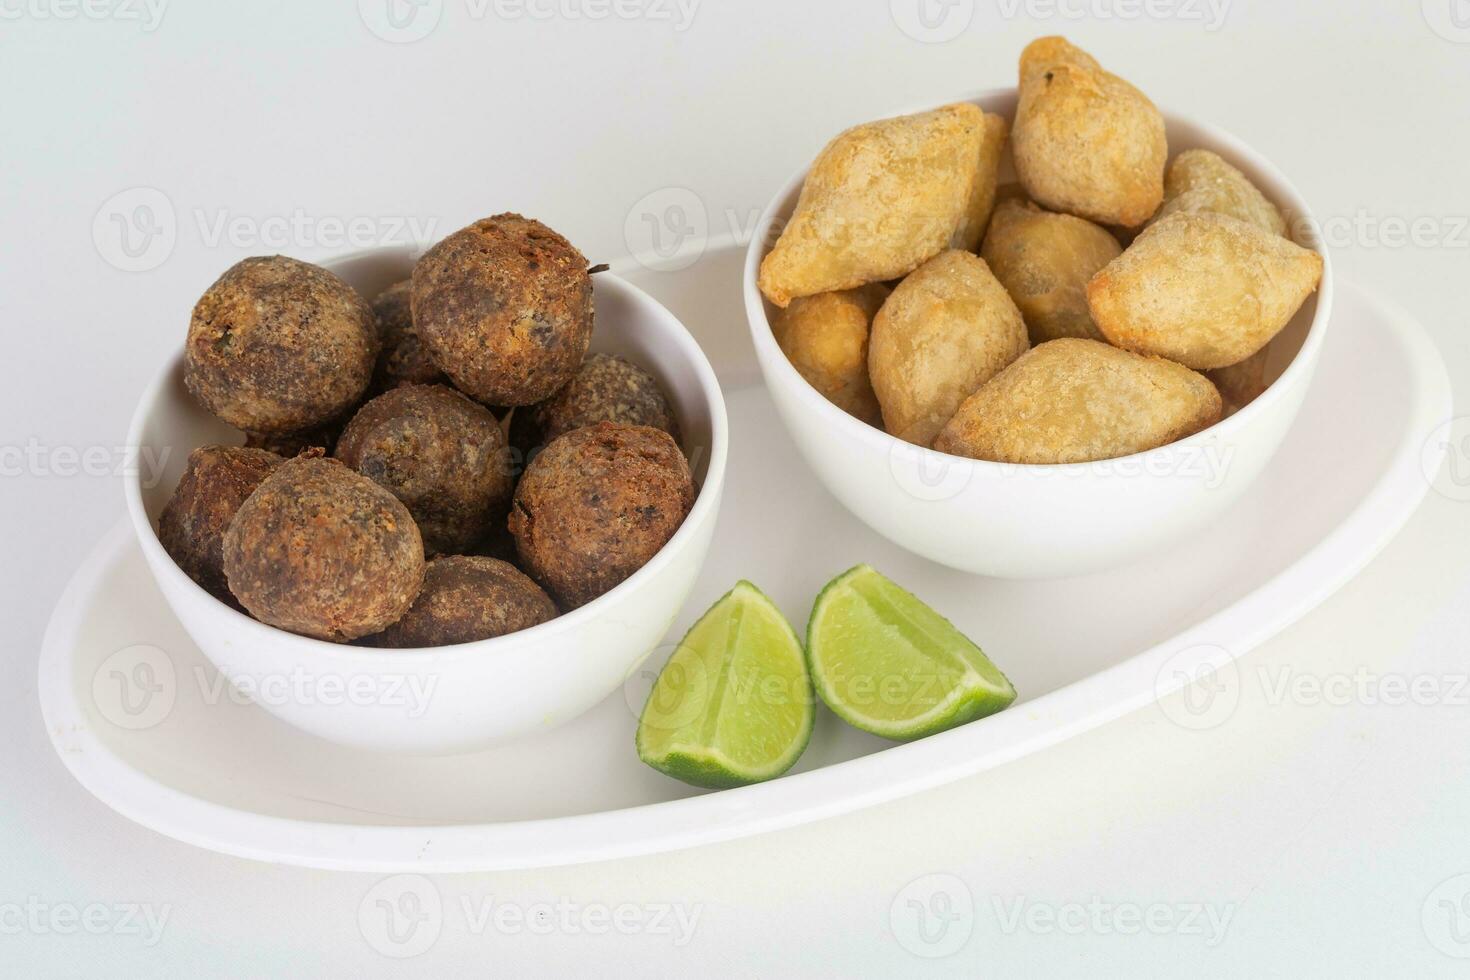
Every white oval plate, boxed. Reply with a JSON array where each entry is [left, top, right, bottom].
[[39, 245, 1452, 871]]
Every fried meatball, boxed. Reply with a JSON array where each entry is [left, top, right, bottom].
[[365, 556, 557, 648], [370, 279, 445, 392], [222, 457, 425, 642], [185, 256, 378, 433], [510, 422, 695, 609], [509, 353, 680, 458], [242, 419, 344, 458], [412, 214, 593, 406], [157, 446, 283, 606], [334, 384, 513, 556]]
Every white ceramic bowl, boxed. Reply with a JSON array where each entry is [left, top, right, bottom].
[[744, 89, 1333, 579], [126, 245, 728, 754]]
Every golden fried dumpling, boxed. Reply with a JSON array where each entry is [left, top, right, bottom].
[[1154, 149, 1288, 237], [934, 338, 1221, 464], [868, 250, 1028, 447], [1087, 210, 1324, 370], [980, 197, 1121, 345], [1013, 37, 1167, 228], [774, 285, 889, 426], [758, 104, 989, 308]]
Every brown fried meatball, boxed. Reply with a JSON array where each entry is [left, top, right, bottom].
[[242, 418, 344, 457], [157, 446, 283, 606], [509, 422, 695, 609], [411, 214, 593, 406], [509, 353, 680, 459], [334, 384, 514, 556], [365, 556, 557, 648], [185, 256, 378, 433], [370, 279, 446, 392], [222, 456, 425, 642]]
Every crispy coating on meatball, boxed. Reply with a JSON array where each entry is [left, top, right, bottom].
[[242, 419, 344, 458], [411, 214, 593, 406], [185, 256, 378, 433], [365, 556, 557, 648], [334, 384, 513, 556], [370, 279, 446, 392], [157, 445, 284, 606], [509, 422, 694, 609], [509, 353, 680, 458], [222, 457, 425, 642]]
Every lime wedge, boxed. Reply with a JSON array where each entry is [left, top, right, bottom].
[[807, 565, 1015, 740], [637, 581, 814, 788]]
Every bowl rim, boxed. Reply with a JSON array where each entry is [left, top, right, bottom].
[[124, 261, 729, 663], [742, 86, 1335, 475]]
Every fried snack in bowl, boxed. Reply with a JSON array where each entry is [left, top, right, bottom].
[[1154, 149, 1288, 236], [934, 338, 1221, 464], [364, 556, 557, 649], [334, 383, 514, 556], [951, 112, 1011, 251], [869, 250, 1028, 446], [370, 279, 446, 392], [222, 456, 425, 642], [772, 285, 888, 427], [980, 196, 1121, 344], [1087, 210, 1324, 369], [758, 104, 993, 307], [1208, 345, 1272, 416], [509, 352, 681, 456], [510, 422, 696, 610], [1013, 36, 1166, 228], [157, 445, 283, 607], [744, 85, 1331, 579], [412, 213, 593, 406], [185, 256, 378, 434]]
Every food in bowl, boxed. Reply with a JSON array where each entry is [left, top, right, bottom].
[[185, 255, 379, 434], [979, 195, 1121, 345], [756, 103, 1007, 307], [1012, 36, 1167, 228], [1154, 148, 1288, 236], [369, 279, 446, 392], [933, 338, 1222, 463], [508, 351, 681, 457], [411, 213, 593, 406], [157, 215, 698, 647], [333, 383, 513, 556], [222, 454, 426, 642], [868, 249, 1029, 446], [756, 35, 1323, 462], [771, 285, 887, 428], [157, 445, 284, 607], [510, 421, 695, 609], [364, 555, 557, 649], [1087, 210, 1324, 369]]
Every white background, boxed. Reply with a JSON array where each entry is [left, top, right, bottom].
[[4, 0, 1470, 975]]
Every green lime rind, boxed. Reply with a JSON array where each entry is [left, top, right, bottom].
[[806, 564, 1016, 741], [636, 581, 814, 789]]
